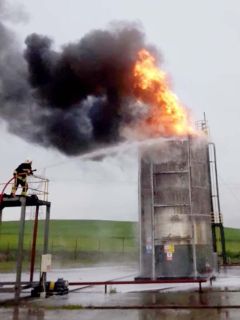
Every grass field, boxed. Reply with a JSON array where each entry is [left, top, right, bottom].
[[0, 220, 138, 271], [0, 220, 240, 270], [0, 219, 137, 252], [220, 227, 240, 261]]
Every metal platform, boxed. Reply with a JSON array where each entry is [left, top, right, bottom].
[[0, 194, 50, 209]]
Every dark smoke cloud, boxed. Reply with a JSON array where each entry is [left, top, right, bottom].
[[0, 0, 32, 131], [0, 2, 159, 155]]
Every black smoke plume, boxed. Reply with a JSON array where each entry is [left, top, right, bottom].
[[0, 2, 158, 155]]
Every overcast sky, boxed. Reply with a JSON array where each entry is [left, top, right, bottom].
[[1, 0, 240, 227]]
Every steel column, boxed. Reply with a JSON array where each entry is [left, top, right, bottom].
[[187, 136, 198, 278], [29, 205, 39, 283], [41, 204, 51, 290], [212, 144, 227, 263], [208, 143, 227, 264], [43, 204, 50, 254], [138, 151, 143, 276], [15, 196, 26, 300], [211, 143, 222, 222], [150, 162, 156, 280], [220, 224, 227, 264], [211, 224, 217, 253]]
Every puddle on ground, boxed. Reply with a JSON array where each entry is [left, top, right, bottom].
[[0, 308, 239, 320]]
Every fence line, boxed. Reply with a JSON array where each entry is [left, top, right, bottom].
[[0, 236, 138, 262]]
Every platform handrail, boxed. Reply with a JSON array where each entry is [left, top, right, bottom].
[[0, 172, 49, 203], [0, 176, 15, 204]]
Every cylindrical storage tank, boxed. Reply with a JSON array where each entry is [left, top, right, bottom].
[[138, 137, 214, 279]]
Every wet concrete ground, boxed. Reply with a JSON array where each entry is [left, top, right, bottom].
[[1, 308, 240, 320], [1, 265, 240, 319]]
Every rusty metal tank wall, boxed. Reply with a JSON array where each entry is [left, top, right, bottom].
[[138, 137, 214, 279]]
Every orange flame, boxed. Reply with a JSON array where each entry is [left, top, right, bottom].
[[133, 49, 195, 137]]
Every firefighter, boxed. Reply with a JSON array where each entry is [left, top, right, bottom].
[[10, 159, 34, 197]]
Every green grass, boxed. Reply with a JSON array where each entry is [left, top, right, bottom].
[[217, 227, 240, 261], [0, 219, 138, 271], [1, 220, 240, 269], [224, 228, 240, 241], [0, 219, 138, 255], [215, 227, 240, 251]]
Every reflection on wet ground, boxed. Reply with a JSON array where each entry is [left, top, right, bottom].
[[1, 308, 240, 320]]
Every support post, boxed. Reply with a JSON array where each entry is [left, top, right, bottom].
[[43, 204, 50, 254], [30, 205, 39, 283], [220, 223, 227, 264], [0, 208, 2, 224], [150, 162, 156, 280], [209, 143, 227, 265], [41, 204, 51, 290], [15, 197, 26, 300], [211, 224, 217, 253], [188, 136, 198, 278]]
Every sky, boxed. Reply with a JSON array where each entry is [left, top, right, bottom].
[[1, 0, 240, 227]]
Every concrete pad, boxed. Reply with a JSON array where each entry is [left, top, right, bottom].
[[1, 265, 240, 319]]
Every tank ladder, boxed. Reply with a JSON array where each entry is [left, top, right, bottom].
[[208, 142, 227, 265]]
